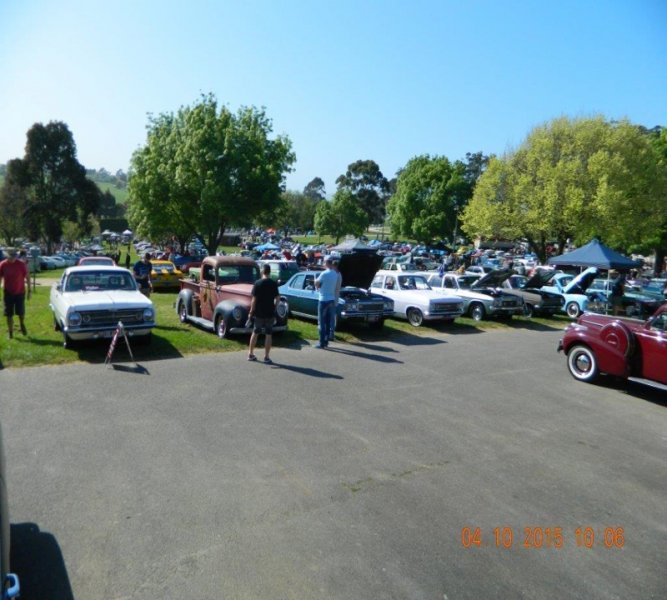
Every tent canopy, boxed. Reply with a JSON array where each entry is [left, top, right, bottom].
[[256, 242, 280, 252], [331, 238, 375, 252], [547, 239, 641, 270]]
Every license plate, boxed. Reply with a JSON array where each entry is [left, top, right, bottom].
[[368, 315, 380, 322]]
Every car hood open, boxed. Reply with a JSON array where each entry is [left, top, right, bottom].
[[563, 267, 598, 294], [338, 252, 383, 289], [524, 268, 558, 289], [471, 268, 513, 289]]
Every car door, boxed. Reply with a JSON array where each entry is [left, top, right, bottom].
[[285, 273, 306, 314], [199, 263, 216, 321], [635, 312, 667, 384], [301, 274, 319, 317]]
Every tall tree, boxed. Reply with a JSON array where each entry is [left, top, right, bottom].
[[335, 159, 389, 226], [0, 170, 29, 246], [128, 94, 295, 255], [7, 122, 99, 252], [314, 190, 367, 243], [273, 191, 319, 232], [387, 155, 468, 243], [304, 177, 326, 201], [461, 116, 667, 262]]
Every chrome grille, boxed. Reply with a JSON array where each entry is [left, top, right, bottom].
[[359, 302, 385, 312], [79, 309, 145, 327], [431, 302, 462, 314]]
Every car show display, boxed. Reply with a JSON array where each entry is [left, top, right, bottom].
[[49, 266, 156, 348], [371, 271, 464, 326], [176, 256, 288, 338], [558, 302, 667, 390], [279, 252, 394, 330]]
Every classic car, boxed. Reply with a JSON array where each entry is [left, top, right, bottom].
[[257, 260, 300, 286], [77, 255, 116, 266], [540, 267, 598, 318], [426, 271, 524, 321], [370, 270, 464, 326], [585, 278, 662, 318], [1, 424, 21, 599], [149, 260, 183, 291], [641, 278, 667, 301], [279, 253, 394, 329], [558, 303, 667, 391], [498, 272, 564, 317], [50, 266, 156, 348]]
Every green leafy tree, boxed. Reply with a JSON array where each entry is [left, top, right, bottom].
[[8, 122, 101, 252], [304, 177, 326, 201], [387, 155, 468, 243], [128, 94, 295, 255], [314, 190, 367, 243], [335, 160, 389, 226], [0, 170, 29, 246], [461, 116, 667, 262], [273, 190, 319, 232]]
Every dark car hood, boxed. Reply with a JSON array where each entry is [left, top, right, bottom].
[[338, 252, 383, 289], [471, 268, 513, 289], [524, 268, 557, 289], [564, 267, 598, 294]]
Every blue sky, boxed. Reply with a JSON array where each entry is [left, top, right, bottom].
[[1, 0, 665, 195]]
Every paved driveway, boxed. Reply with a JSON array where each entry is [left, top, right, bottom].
[[1, 328, 665, 599]]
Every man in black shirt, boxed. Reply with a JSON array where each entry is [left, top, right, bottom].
[[247, 263, 280, 363]]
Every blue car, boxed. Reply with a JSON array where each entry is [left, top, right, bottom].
[[279, 252, 394, 330]]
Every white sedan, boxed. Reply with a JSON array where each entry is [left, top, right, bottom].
[[50, 266, 156, 348], [370, 271, 464, 326]]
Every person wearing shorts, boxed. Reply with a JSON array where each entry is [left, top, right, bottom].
[[0, 248, 31, 339], [247, 263, 280, 363]]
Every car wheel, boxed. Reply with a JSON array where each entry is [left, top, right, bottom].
[[178, 300, 189, 323], [566, 344, 599, 383], [215, 315, 229, 339], [524, 303, 535, 318], [566, 301, 581, 319], [469, 303, 485, 321], [407, 308, 424, 327]]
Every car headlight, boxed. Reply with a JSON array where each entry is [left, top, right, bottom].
[[68, 311, 81, 326], [276, 302, 288, 319], [345, 301, 359, 312], [384, 301, 393, 310], [232, 307, 243, 322], [143, 308, 154, 321]]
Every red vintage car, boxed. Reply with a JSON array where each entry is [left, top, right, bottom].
[[558, 303, 667, 391]]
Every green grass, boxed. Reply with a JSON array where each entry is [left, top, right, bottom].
[[0, 281, 570, 369]]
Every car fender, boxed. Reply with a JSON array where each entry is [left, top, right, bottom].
[[215, 299, 247, 321], [599, 321, 635, 357], [177, 289, 195, 314], [562, 328, 630, 377]]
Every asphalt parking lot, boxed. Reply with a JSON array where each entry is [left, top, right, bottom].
[[1, 327, 665, 600]]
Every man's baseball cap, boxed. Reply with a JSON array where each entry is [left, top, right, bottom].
[[7, 248, 17, 257]]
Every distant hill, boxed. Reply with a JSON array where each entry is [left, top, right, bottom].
[[0, 164, 129, 205]]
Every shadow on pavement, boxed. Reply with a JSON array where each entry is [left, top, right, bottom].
[[267, 362, 344, 379], [59, 333, 184, 364], [595, 376, 667, 408], [325, 346, 404, 364], [10, 522, 74, 600], [388, 334, 448, 347]]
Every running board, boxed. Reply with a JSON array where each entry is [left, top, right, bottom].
[[186, 315, 215, 331], [627, 377, 667, 392]]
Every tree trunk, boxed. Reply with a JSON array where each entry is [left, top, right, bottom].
[[655, 246, 666, 277]]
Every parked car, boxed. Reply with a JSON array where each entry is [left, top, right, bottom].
[[540, 267, 598, 318], [0, 424, 21, 599], [498, 272, 564, 317], [370, 271, 464, 326], [558, 303, 667, 390], [279, 253, 394, 330], [77, 256, 116, 266], [45, 255, 68, 269], [426, 270, 525, 321], [39, 256, 58, 270], [585, 278, 662, 318], [171, 254, 207, 274], [640, 278, 667, 301], [50, 266, 156, 348], [149, 260, 183, 291], [257, 260, 300, 286]]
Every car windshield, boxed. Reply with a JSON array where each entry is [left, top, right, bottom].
[[397, 275, 431, 290], [67, 271, 137, 291], [457, 276, 479, 289]]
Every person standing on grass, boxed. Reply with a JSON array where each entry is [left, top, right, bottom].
[[247, 263, 280, 363], [133, 252, 153, 297], [0, 248, 31, 339], [314, 258, 338, 348]]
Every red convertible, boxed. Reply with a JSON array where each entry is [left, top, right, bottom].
[[558, 303, 667, 391]]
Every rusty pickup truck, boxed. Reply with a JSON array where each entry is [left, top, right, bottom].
[[558, 302, 667, 391], [176, 256, 288, 338]]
